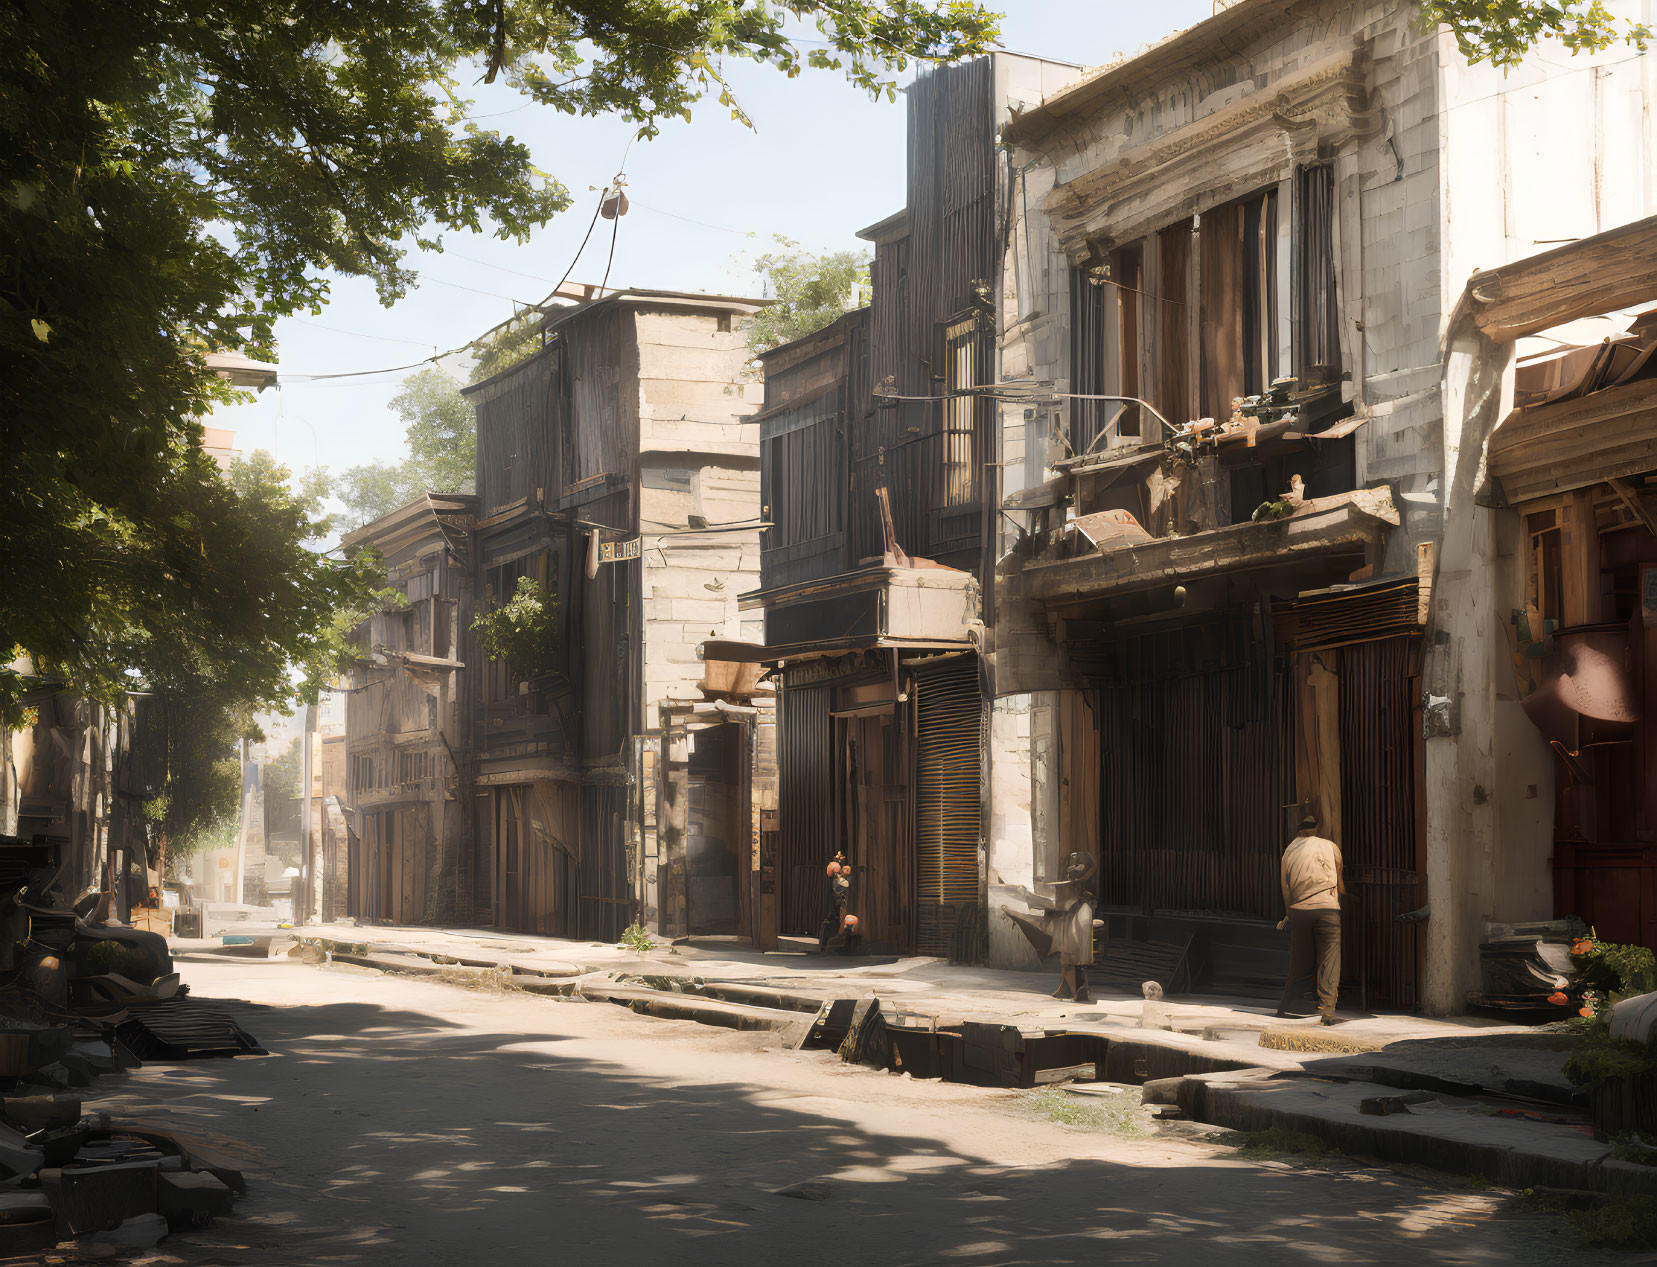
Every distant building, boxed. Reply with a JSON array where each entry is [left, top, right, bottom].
[[460, 289, 764, 942], [340, 493, 478, 925]]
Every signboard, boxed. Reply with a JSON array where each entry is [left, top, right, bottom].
[[598, 537, 642, 564]]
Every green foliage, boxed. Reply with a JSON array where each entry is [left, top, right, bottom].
[[1, 0, 995, 723], [619, 922, 655, 955], [1575, 939, 1657, 1018], [172, 813, 239, 864], [122, 451, 373, 853], [336, 369, 476, 530], [264, 737, 303, 804], [470, 313, 550, 386], [1420, 0, 1650, 69], [1563, 1036, 1657, 1091], [1217, 1127, 1331, 1160], [472, 577, 559, 678], [747, 237, 871, 353], [1018, 1087, 1146, 1138], [1570, 1195, 1657, 1249]]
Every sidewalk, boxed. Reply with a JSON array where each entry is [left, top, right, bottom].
[[184, 906, 1657, 1197]]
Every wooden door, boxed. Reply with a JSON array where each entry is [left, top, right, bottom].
[[840, 710, 912, 953]]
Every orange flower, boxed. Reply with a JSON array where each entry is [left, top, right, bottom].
[[842, 914, 858, 930], [1548, 991, 1569, 1006], [1572, 939, 1595, 956], [1580, 1005, 1596, 1018]]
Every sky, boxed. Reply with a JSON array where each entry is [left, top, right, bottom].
[[211, 1, 1218, 480]]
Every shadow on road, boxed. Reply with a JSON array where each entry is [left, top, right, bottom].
[[92, 979, 1576, 1267]]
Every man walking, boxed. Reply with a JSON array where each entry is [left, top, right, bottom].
[[1276, 815, 1343, 1024]]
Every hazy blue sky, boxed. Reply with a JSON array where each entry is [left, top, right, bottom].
[[213, 2, 1216, 480]]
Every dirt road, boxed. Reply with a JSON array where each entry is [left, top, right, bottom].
[[86, 958, 1588, 1265]]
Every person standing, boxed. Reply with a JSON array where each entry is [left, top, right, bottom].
[[1276, 816, 1344, 1024], [1053, 851, 1098, 1004]]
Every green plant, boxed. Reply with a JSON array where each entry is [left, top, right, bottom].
[[1419, 0, 1650, 69], [746, 237, 872, 354], [1570, 1195, 1657, 1249], [619, 923, 654, 955], [1573, 937, 1657, 1021], [1564, 1037, 1657, 1092], [1016, 1087, 1146, 1138], [471, 577, 559, 678], [1216, 1127, 1330, 1161]]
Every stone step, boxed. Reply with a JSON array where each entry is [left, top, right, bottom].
[[1175, 1068, 1657, 1196], [577, 983, 814, 1040]]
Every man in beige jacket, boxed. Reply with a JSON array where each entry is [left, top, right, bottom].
[[1276, 815, 1344, 1024]]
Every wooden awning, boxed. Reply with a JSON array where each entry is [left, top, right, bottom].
[[1487, 378, 1657, 503], [1011, 487, 1398, 609]]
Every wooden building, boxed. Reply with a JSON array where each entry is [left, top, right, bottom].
[[340, 493, 478, 925], [1449, 217, 1657, 956], [460, 289, 764, 942], [992, 0, 1657, 1012], [716, 55, 1080, 959]]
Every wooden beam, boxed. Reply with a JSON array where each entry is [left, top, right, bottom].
[[1466, 213, 1657, 342], [1560, 490, 1602, 626], [1609, 478, 1657, 536]]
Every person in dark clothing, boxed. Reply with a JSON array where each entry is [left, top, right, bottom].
[[1276, 815, 1344, 1024]]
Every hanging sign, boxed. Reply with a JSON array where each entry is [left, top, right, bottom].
[[598, 538, 641, 564]]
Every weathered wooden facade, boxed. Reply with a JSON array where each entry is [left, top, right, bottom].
[[1, 684, 148, 912], [1446, 218, 1657, 956], [461, 290, 764, 942], [341, 493, 478, 926], [991, 0, 1657, 1012], [725, 55, 1080, 959]]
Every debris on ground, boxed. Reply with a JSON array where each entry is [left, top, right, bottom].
[[0, 834, 257, 1256]]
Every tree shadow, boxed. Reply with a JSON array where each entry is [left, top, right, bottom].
[[88, 981, 1589, 1267]]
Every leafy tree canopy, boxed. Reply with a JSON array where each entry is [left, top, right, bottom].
[[2, 0, 997, 718], [747, 237, 871, 353], [336, 368, 476, 530], [1423, 0, 1650, 68], [472, 577, 559, 678], [132, 451, 378, 851]]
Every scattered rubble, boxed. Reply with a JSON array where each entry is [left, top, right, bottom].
[[0, 835, 259, 1255]]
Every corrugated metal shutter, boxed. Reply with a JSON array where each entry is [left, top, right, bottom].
[[913, 656, 983, 959], [779, 679, 832, 936]]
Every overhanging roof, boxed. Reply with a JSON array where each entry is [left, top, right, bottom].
[[341, 492, 478, 556], [1011, 487, 1398, 608], [701, 635, 971, 666]]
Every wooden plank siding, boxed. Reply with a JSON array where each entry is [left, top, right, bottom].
[[460, 293, 761, 941]]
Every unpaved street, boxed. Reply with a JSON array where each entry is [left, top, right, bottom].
[[81, 958, 1597, 1266]]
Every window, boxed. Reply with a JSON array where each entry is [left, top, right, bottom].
[[1200, 188, 1280, 419], [1077, 167, 1333, 441], [942, 314, 982, 507], [1294, 164, 1341, 384], [1069, 266, 1113, 452]]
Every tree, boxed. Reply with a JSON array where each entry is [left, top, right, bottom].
[[336, 368, 476, 530], [472, 576, 559, 677], [2, 0, 997, 719], [747, 237, 872, 353], [133, 451, 379, 859], [1422, 0, 1650, 68]]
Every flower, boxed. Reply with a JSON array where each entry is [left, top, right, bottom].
[[1580, 1005, 1596, 1018], [1548, 991, 1569, 1006], [1572, 939, 1595, 956]]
